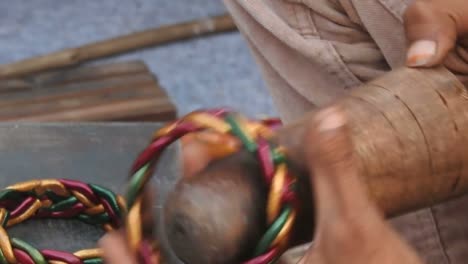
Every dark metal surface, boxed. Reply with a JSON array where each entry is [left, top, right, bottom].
[[0, 123, 180, 255]]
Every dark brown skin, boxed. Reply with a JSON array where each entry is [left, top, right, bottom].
[[404, 0, 468, 68], [99, 0, 468, 263]]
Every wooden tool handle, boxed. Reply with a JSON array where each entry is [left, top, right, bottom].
[[163, 67, 468, 263]]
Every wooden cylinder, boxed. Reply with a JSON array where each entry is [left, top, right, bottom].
[[162, 67, 468, 263], [342, 67, 468, 216]]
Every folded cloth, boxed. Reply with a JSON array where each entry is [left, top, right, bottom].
[[224, 0, 468, 263]]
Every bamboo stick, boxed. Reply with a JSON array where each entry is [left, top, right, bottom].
[[0, 14, 237, 79]]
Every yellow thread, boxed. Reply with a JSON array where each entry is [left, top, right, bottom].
[[185, 113, 231, 133], [246, 122, 274, 139], [234, 115, 261, 146], [0, 209, 8, 225], [37, 180, 70, 197], [127, 197, 143, 254], [267, 164, 287, 224], [72, 191, 96, 208], [117, 195, 127, 213], [41, 199, 53, 208], [7, 199, 42, 227], [271, 210, 296, 248], [194, 132, 240, 158], [153, 122, 177, 138], [0, 226, 16, 263], [74, 248, 102, 259], [7, 180, 40, 192], [84, 205, 105, 215], [49, 261, 66, 264]]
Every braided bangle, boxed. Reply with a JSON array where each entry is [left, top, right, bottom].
[[0, 179, 126, 264], [127, 109, 299, 264], [0, 109, 294, 264]]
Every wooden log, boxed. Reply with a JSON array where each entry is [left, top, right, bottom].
[[0, 60, 177, 122], [161, 67, 468, 263], [0, 14, 236, 79]]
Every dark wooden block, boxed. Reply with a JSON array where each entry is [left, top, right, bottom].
[[0, 61, 177, 122]]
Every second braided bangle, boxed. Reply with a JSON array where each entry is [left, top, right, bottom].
[[126, 109, 299, 264], [0, 179, 126, 264]]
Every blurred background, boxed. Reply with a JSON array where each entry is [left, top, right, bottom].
[[0, 0, 278, 118]]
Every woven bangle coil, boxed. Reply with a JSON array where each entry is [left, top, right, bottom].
[[126, 109, 299, 264], [0, 179, 126, 264], [0, 108, 296, 264]]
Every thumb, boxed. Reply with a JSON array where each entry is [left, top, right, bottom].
[[305, 107, 376, 224], [181, 132, 240, 177], [99, 232, 138, 264], [404, 0, 468, 67]]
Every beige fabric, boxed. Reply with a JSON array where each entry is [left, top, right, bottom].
[[224, 0, 468, 263]]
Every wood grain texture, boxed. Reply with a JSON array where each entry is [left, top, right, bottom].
[[351, 67, 468, 216], [278, 67, 468, 263], [0, 60, 177, 122]]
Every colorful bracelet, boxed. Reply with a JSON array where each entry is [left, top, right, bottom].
[[0, 179, 126, 264], [126, 109, 299, 264], [0, 109, 297, 264]]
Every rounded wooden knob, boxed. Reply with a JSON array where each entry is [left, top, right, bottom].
[[163, 151, 268, 263]]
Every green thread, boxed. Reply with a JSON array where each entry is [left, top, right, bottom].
[[0, 190, 23, 201], [83, 258, 104, 264], [44, 191, 65, 203], [78, 213, 110, 225], [225, 114, 258, 152], [0, 212, 9, 228], [126, 164, 150, 208], [11, 238, 47, 264], [253, 205, 291, 256], [272, 150, 285, 165], [49, 196, 78, 211], [89, 184, 121, 218]]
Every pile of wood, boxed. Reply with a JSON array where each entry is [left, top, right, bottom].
[[0, 14, 236, 122], [0, 60, 176, 122]]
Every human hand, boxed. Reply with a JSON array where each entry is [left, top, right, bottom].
[[294, 107, 424, 264], [405, 0, 468, 68]]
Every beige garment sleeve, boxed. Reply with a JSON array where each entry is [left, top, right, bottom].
[[224, 0, 391, 122]]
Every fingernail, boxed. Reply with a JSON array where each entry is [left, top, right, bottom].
[[407, 40, 436, 67], [316, 108, 346, 132]]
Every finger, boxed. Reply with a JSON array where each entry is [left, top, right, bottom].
[[181, 132, 240, 177], [404, 0, 457, 67], [305, 107, 376, 223], [194, 131, 240, 158], [99, 231, 138, 264], [181, 134, 213, 177]]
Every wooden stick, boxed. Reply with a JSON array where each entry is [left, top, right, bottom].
[[0, 14, 237, 79]]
